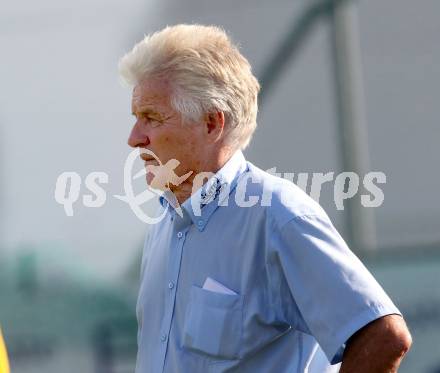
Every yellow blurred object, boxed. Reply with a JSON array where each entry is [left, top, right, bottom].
[[0, 329, 10, 373]]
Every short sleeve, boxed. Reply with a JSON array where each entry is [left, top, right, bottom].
[[271, 214, 401, 364]]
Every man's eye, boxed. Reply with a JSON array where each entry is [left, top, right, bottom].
[[139, 114, 162, 127], [150, 121, 162, 128]]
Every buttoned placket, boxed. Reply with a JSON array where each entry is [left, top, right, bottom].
[[157, 208, 192, 373]]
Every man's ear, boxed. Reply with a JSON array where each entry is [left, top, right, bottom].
[[205, 111, 225, 143]]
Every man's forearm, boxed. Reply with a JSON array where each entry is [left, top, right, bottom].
[[339, 314, 412, 373]]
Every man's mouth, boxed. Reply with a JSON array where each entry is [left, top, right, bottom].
[[140, 154, 157, 163]]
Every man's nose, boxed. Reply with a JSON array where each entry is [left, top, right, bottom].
[[128, 122, 150, 148]]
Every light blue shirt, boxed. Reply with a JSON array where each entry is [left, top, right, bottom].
[[135, 151, 400, 373]]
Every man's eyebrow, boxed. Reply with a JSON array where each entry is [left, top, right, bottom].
[[131, 107, 160, 116], [131, 107, 170, 123]]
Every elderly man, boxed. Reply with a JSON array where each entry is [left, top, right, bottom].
[[119, 24, 411, 373]]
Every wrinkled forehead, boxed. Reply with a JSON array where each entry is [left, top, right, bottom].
[[131, 78, 172, 111]]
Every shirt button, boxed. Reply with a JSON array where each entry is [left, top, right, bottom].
[[197, 220, 204, 227], [177, 231, 183, 238], [168, 282, 174, 289], [161, 334, 167, 342]]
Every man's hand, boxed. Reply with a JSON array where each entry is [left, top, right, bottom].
[[339, 314, 412, 373]]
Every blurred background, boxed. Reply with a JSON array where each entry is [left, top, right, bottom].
[[1, 0, 439, 372]]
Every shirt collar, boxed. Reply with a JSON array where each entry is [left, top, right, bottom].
[[158, 150, 247, 230], [183, 150, 247, 230]]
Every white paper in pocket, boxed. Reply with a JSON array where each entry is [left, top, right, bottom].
[[202, 277, 238, 295]]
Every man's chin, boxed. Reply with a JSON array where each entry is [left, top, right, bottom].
[[146, 175, 169, 192], [146, 174, 154, 186]]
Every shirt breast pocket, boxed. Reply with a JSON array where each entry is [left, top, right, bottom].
[[182, 285, 243, 360]]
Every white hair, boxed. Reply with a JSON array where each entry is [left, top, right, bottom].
[[118, 24, 260, 150]]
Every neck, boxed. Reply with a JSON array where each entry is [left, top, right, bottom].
[[172, 147, 235, 205]]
